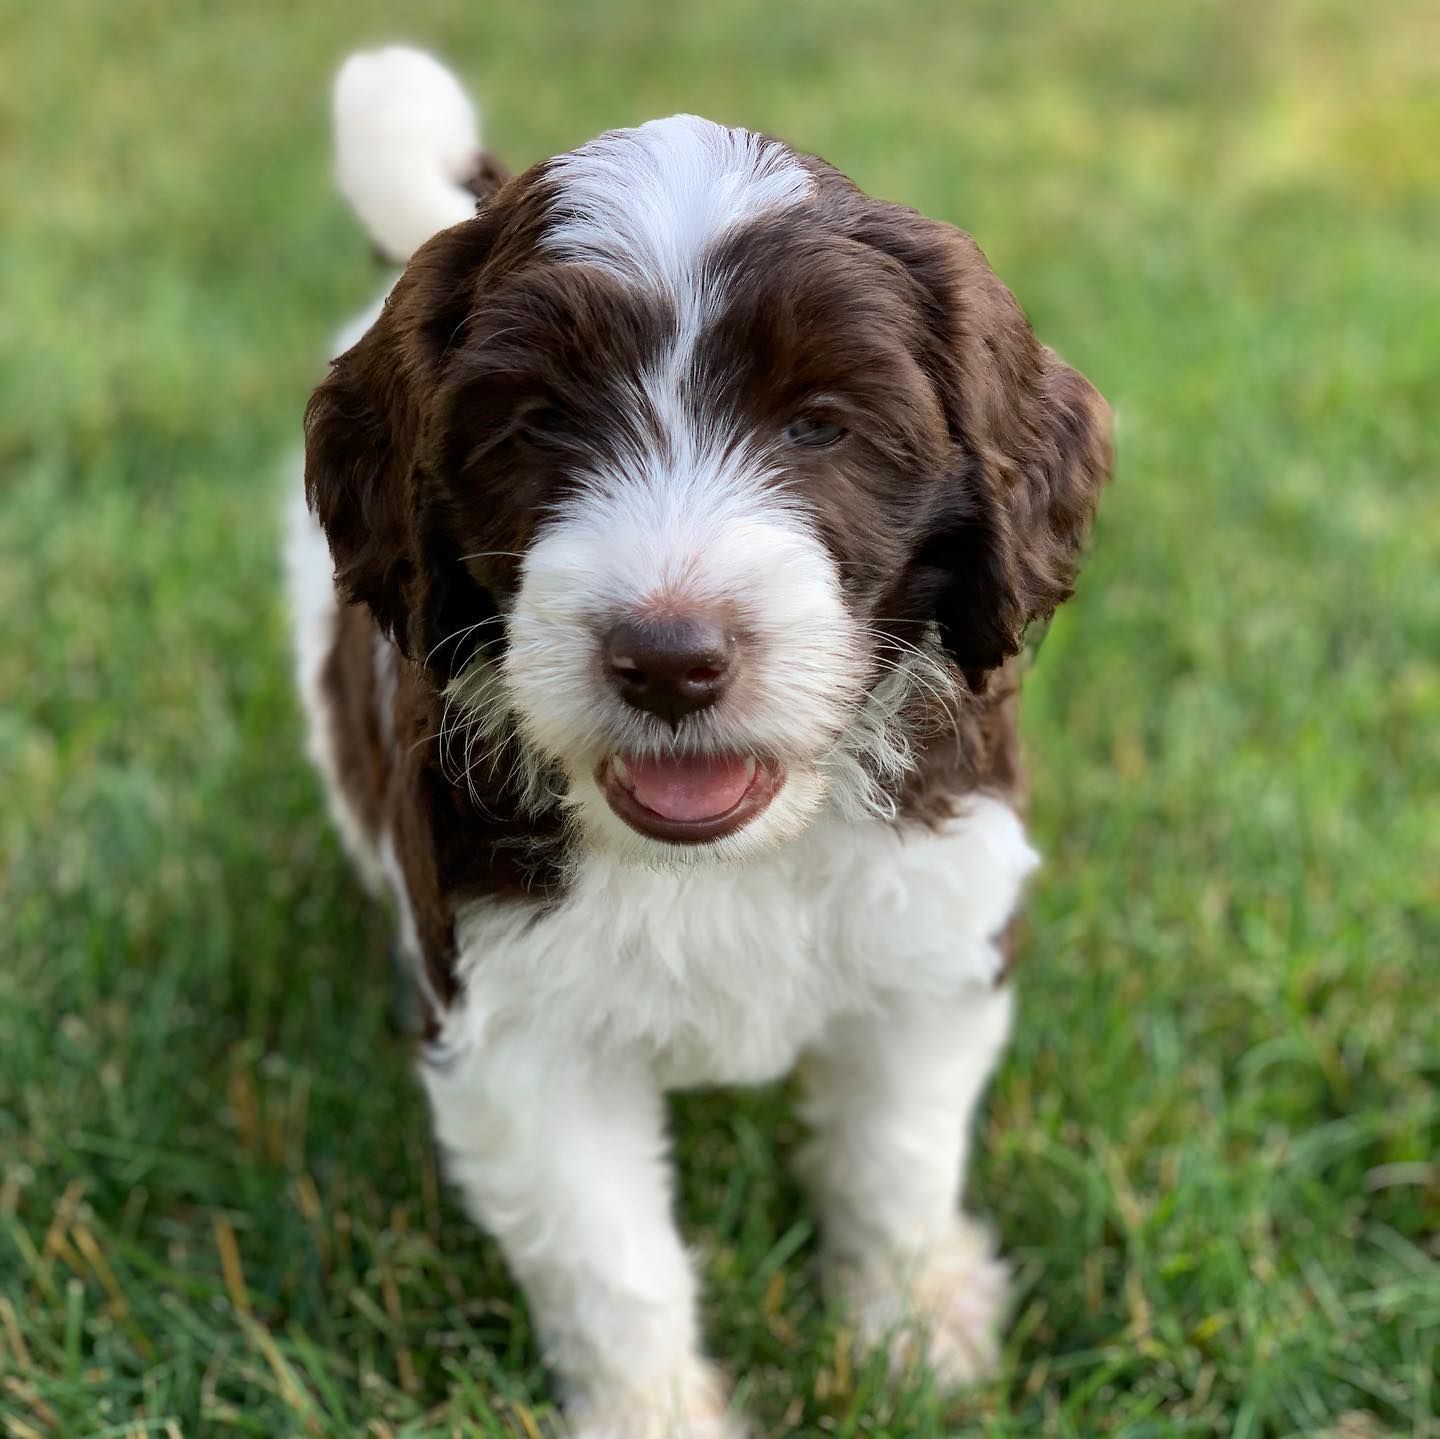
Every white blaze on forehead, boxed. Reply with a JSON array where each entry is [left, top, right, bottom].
[[543, 114, 814, 292], [541, 116, 813, 454]]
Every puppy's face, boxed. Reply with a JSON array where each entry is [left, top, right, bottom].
[[306, 118, 1110, 863]]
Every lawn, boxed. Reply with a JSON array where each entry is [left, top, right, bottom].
[[2, 1, 1438, 1435]]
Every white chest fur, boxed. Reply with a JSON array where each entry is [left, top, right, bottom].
[[446, 795, 1037, 1087]]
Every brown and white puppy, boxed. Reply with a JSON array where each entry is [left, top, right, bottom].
[[288, 46, 1110, 1439]]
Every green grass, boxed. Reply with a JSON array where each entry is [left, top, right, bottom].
[[3, 0, 1438, 1434]]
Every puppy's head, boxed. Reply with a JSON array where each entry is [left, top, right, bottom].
[[305, 117, 1111, 864]]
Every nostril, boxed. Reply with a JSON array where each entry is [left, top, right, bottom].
[[684, 664, 723, 686]]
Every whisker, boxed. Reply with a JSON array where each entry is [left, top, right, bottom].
[[423, 614, 508, 667]]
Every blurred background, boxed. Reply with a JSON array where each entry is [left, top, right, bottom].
[[2, 2, 1436, 1435]]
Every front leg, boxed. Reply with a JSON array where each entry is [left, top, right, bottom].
[[796, 983, 1014, 1384], [421, 1028, 740, 1438]]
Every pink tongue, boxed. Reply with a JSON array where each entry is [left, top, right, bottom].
[[622, 754, 754, 821]]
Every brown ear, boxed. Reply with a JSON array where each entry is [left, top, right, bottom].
[[855, 203, 1113, 677], [304, 296, 419, 647], [303, 217, 499, 667]]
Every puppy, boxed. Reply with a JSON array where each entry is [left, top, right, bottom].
[[288, 46, 1110, 1439]]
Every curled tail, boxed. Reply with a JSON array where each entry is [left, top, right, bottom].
[[332, 46, 489, 264]]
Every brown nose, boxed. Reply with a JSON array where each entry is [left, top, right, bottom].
[[604, 615, 734, 725]]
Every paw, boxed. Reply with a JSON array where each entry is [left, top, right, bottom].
[[829, 1215, 1009, 1387], [567, 1360, 748, 1439]]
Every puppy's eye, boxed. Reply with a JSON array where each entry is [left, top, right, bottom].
[[519, 406, 572, 444], [783, 417, 845, 448]]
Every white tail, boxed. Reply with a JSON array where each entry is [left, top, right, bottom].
[[333, 46, 482, 265]]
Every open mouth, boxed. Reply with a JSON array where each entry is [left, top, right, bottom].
[[598, 752, 784, 843]]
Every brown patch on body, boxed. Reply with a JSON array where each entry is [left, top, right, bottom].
[[462, 151, 513, 204], [322, 602, 389, 839], [320, 603, 568, 1022], [894, 658, 1025, 827]]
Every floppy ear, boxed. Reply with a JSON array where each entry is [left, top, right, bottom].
[[303, 219, 500, 673], [304, 294, 419, 648], [857, 205, 1112, 680]]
